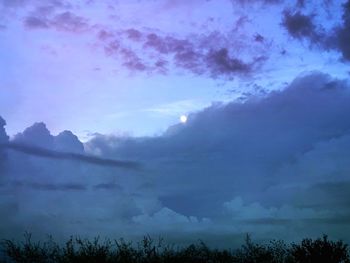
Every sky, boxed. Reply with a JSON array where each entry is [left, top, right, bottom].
[[1, 0, 350, 247]]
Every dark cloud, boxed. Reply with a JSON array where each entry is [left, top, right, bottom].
[[2, 73, 350, 244], [282, 1, 350, 62], [233, 16, 250, 31], [30, 182, 86, 191], [0, 116, 9, 144], [98, 29, 114, 41], [296, 0, 306, 8], [86, 72, 350, 220], [335, 0, 350, 61], [2, 121, 141, 169], [93, 183, 122, 190], [13, 122, 54, 148], [50, 11, 89, 32], [99, 29, 266, 79], [231, 0, 281, 5], [54, 130, 84, 153], [23, 10, 89, 33], [103, 39, 120, 56], [9, 181, 86, 191], [0, 142, 142, 170], [24, 16, 49, 29], [0, 116, 9, 163], [11, 0, 271, 79], [125, 28, 142, 41], [119, 48, 148, 72], [282, 10, 320, 40], [254, 33, 264, 42], [205, 48, 253, 77]]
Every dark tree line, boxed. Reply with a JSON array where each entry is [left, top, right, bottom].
[[1, 233, 349, 263]]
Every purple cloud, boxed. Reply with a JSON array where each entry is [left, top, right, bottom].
[[205, 48, 253, 77], [125, 28, 142, 41], [281, 1, 350, 62], [98, 28, 267, 79], [231, 0, 281, 5], [23, 10, 89, 33], [24, 16, 49, 29], [50, 11, 89, 33], [282, 10, 320, 40]]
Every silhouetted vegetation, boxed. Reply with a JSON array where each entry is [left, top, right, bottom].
[[1, 233, 349, 263]]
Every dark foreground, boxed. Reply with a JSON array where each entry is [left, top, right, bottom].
[[1, 234, 349, 263]]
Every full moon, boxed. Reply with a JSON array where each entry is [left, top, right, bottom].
[[180, 115, 187, 123]]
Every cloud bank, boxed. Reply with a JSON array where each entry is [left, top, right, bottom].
[[0, 122, 140, 169], [1, 72, 350, 245]]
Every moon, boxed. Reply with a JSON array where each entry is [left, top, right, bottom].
[[180, 115, 188, 123]]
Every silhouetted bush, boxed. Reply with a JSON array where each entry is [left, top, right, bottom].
[[289, 235, 350, 263], [1, 233, 349, 263]]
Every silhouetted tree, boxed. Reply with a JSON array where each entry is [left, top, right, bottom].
[[289, 235, 350, 263]]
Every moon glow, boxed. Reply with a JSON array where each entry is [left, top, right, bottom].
[[180, 115, 188, 123]]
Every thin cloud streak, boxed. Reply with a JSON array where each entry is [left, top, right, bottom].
[[0, 143, 142, 170]]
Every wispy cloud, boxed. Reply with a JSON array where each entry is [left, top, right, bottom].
[[0, 143, 142, 170], [281, 1, 350, 61], [97, 27, 270, 79], [143, 99, 208, 116], [24, 11, 89, 32]]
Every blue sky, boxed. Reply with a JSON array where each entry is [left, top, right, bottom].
[[1, 0, 350, 246], [1, 0, 348, 139]]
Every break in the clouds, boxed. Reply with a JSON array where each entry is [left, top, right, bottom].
[[1, 72, 350, 245]]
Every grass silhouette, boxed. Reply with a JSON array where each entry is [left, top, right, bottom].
[[1, 233, 349, 263]]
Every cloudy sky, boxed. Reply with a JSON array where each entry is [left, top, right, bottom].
[[1, 0, 350, 246]]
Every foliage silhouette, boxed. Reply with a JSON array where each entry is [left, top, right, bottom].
[[1, 233, 349, 263], [289, 235, 350, 263]]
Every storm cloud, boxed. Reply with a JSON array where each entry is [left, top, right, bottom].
[[2, 72, 349, 244], [0, 122, 141, 169], [86, 72, 350, 217]]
